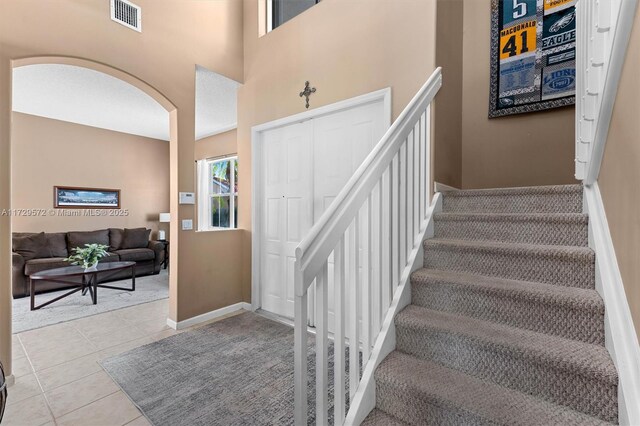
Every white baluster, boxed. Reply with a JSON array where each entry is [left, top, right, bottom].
[[391, 154, 399, 290], [362, 198, 371, 361], [425, 105, 432, 206], [382, 166, 392, 314], [371, 182, 381, 335], [587, 66, 600, 95], [413, 121, 420, 240], [420, 111, 427, 221], [406, 131, 414, 256], [333, 236, 346, 424], [597, 0, 611, 30], [293, 290, 308, 425], [583, 93, 597, 120], [315, 262, 328, 426], [399, 141, 407, 275], [592, 31, 605, 65], [349, 221, 360, 399]]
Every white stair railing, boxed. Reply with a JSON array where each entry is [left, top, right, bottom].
[[293, 68, 442, 425], [575, 0, 638, 183]]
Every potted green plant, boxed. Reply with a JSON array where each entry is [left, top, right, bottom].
[[65, 243, 109, 271]]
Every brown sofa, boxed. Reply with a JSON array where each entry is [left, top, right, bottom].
[[12, 228, 164, 298]]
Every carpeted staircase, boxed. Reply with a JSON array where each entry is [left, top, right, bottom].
[[362, 184, 618, 426]]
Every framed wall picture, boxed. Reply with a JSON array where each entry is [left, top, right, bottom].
[[489, 0, 576, 118], [54, 186, 121, 209]]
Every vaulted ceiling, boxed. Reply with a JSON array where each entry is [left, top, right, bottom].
[[12, 64, 239, 141]]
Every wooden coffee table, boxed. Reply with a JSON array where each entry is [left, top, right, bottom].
[[29, 261, 136, 311]]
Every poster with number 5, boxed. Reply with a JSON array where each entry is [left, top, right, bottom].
[[489, 0, 576, 117]]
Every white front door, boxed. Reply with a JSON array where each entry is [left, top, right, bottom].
[[259, 99, 387, 320], [261, 121, 314, 319]]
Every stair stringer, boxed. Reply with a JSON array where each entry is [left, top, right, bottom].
[[585, 183, 640, 426], [344, 193, 442, 426]]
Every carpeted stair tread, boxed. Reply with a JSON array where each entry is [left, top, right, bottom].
[[410, 268, 605, 344], [441, 184, 583, 214], [434, 212, 588, 246], [396, 305, 616, 381], [375, 351, 613, 426], [441, 184, 583, 198], [423, 238, 595, 288], [361, 408, 410, 426], [395, 306, 617, 421], [424, 238, 594, 258]]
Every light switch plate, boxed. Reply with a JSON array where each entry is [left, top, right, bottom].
[[182, 219, 193, 231]]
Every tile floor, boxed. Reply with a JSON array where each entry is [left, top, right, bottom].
[[4, 299, 240, 426]]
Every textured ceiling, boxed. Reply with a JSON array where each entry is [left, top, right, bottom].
[[12, 64, 239, 141], [195, 65, 240, 140]]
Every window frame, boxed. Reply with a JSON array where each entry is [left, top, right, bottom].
[[197, 155, 238, 232], [266, 0, 320, 33]]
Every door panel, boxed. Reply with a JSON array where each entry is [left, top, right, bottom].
[[261, 121, 313, 318]]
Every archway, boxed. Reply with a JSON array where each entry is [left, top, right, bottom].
[[1, 56, 179, 382]]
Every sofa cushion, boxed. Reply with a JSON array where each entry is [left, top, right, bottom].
[[109, 228, 125, 251], [102, 252, 120, 263], [115, 248, 155, 262], [24, 257, 71, 276], [13, 233, 49, 261], [43, 233, 68, 258], [67, 230, 110, 254], [121, 228, 151, 249], [13, 232, 68, 258], [12, 232, 35, 238]]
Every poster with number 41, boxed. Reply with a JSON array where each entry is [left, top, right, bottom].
[[489, 0, 576, 118]]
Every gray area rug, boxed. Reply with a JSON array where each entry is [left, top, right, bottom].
[[101, 312, 351, 426], [13, 271, 169, 333]]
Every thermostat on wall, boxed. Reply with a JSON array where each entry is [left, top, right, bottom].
[[179, 192, 195, 204]]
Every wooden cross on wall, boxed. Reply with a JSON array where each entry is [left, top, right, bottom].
[[299, 81, 316, 109]]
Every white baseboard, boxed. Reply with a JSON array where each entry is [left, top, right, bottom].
[[166, 302, 252, 331], [434, 181, 459, 192], [585, 183, 640, 426], [5, 374, 14, 387]]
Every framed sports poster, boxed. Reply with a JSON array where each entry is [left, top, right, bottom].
[[489, 0, 576, 118]]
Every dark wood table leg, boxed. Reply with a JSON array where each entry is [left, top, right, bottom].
[[29, 280, 84, 310], [132, 264, 136, 291], [81, 274, 88, 296], [30, 278, 35, 311], [92, 273, 98, 305]]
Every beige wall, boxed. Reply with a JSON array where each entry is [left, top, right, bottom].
[[238, 0, 439, 300], [11, 113, 169, 236], [598, 5, 640, 341], [460, 0, 577, 189], [0, 0, 245, 376], [195, 129, 237, 160], [435, 0, 463, 188]]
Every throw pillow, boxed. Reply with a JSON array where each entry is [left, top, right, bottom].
[[67, 230, 110, 254], [109, 228, 125, 251], [12, 232, 49, 260], [44, 233, 68, 258], [122, 228, 151, 249]]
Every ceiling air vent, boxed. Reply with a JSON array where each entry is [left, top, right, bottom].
[[110, 0, 142, 32]]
